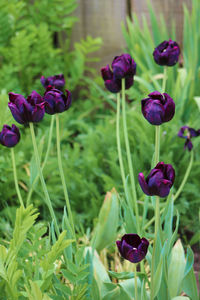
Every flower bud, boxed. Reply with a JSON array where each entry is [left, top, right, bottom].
[[101, 53, 136, 93], [141, 91, 175, 125], [138, 162, 175, 198], [153, 39, 180, 67], [116, 234, 149, 263], [0, 124, 20, 147], [40, 74, 65, 90], [8, 91, 45, 124], [43, 86, 72, 115]]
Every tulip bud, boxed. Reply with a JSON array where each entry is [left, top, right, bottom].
[[153, 39, 180, 67], [8, 91, 45, 124], [141, 91, 175, 125], [138, 162, 175, 198], [40, 74, 65, 90], [116, 234, 149, 263], [0, 124, 20, 148], [101, 53, 136, 93], [43, 86, 72, 115]]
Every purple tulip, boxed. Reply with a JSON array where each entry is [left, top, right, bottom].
[[40, 74, 65, 90], [178, 126, 200, 151], [116, 234, 149, 263], [141, 91, 175, 125], [138, 162, 175, 198], [0, 124, 20, 148], [153, 39, 180, 67], [8, 91, 45, 124], [43, 86, 72, 115], [101, 53, 136, 93]]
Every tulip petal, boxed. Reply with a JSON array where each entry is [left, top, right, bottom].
[[138, 173, 151, 196]]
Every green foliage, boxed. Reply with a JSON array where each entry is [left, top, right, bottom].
[[0, 0, 102, 94]]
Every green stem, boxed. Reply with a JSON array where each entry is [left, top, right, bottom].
[[173, 150, 194, 202], [11, 148, 24, 208], [134, 263, 138, 300], [29, 122, 60, 236], [150, 195, 160, 300], [121, 79, 140, 234], [154, 126, 160, 165], [116, 93, 126, 190], [27, 115, 55, 205], [162, 66, 167, 93], [56, 113, 75, 239]]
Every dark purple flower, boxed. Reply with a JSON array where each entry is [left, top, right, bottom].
[[116, 234, 149, 263], [8, 91, 45, 124], [0, 124, 20, 148], [101, 53, 136, 93], [138, 162, 175, 198], [141, 91, 175, 125], [153, 39, 180, 67], [40, 74, 65, 90], [43, 86, 72, 115], [178, 126, 200, 151]]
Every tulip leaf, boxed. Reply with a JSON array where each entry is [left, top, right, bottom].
[[171, 297, 190, 300], [183, 246, 194, 278], [182, 268, 199, 300], [108, 271, 147, 281], [194, 96, 200, 112], [168, 239, 186, 298], [91, 188, 119, 251]]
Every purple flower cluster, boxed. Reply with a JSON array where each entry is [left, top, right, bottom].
[[44, 86, 71, 115], [101, 54, 136, 93]]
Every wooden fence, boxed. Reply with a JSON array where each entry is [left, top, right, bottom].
[[71, 0, 192, 67]]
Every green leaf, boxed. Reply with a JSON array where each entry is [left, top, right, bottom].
[[91, 188, 119, 251], [168, 239, 186, 298]]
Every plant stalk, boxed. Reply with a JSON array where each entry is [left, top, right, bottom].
[[29, 122, 60, 236], [162, 66, 167, 93], [116, 92, 126, 190], [11, 148, 24, 208], [134, 263, 138, 300], [27, 115, 55, 205], [121, 78, 140, 234], [56, 113, 75, 239], [173, 150, 194, 202]]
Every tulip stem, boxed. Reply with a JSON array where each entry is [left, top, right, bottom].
[[162, 66, 167, 93], [150, 195, 160, 300], [11, 148, 24, 208], [29, 122, 60, 237], [155, 125, 160, 165], [121, 78, 140, 234], [134, 263, 138, 300], [56, 113, 75, 239], [173, 150, 194, 202], [27, 115, 55, 205], [116, 93, 126, 190]]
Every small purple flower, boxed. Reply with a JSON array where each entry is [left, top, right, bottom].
[[178, 126, 200, 151], [153, 39, 180, 67], [8, 91, 45, 124], [40, 74, 65, 90], [43, 86, 72, 115], [0, 124, 20, 148], [138, 162, 175, 198], [116, 234, 149, 263], [141, 91, 175, 125], [101, 53, 136, 93]]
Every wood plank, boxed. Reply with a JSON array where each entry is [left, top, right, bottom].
[[71, 0, 127, 69], [130, 0, 192, 45]]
